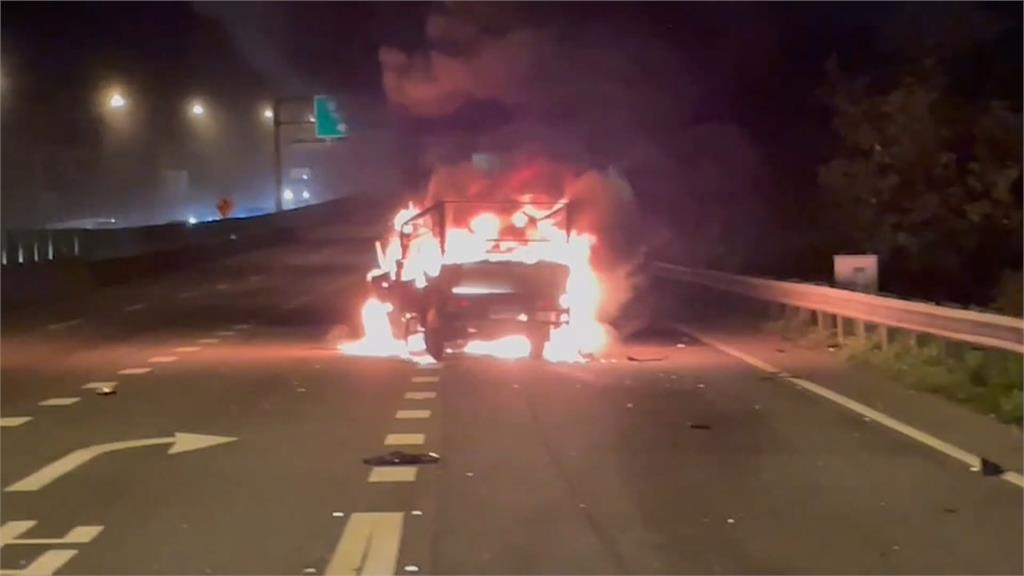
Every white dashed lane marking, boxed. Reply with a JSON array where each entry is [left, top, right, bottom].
[[403, 392, 437, 400], [410, 376, 439, 383], [395, 410, 431, 420], [367, 467, 418, 482], [384, 434, 426, 446], [215, 331, 237, 336], [147, 356, 179, 363], [82, 381, 117, 390], [197, 338, 220, 344], [0, 417, 33, 427], [117, 368, 152, 375], [46, 319, 82, 330], [123, 303, 146, 312], [173, 346, 201, 353], [38, 397, 80, 407]]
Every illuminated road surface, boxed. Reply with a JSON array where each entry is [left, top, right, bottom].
[[1, 234, 1021, 575]]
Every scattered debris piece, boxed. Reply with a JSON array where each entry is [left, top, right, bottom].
[[627, 355, 666, 362], [465, 472, 475, 477], [296, 387, 307, 392], [303, 569, 317, 574], [363, 451, 441, 466], [891, 545, 900, 551], [862, 416, 872, 422], [95, 387, 117, 396], [331, 512, 345, 518], [626, 403, 634, 408], [688, 423, 712, 430], [726, 518, 735, 524], [410, 510, 423, 516], [776, 348, 786, 353], [697, 383, 705, 389], [980, 458, 1005, 476], [753, 404, 761, 410], [942, 507, 958, 514], [826, 344, 841, 352], [403, 565, 420, 573], [675, 343, 687, 348], [969, 465, 981, 472]]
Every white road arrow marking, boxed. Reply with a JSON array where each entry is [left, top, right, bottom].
[[4, 433, 237, 492], [325, 512, 404, 575], [0, 549, 77, 575], [0, 521, 103, 546]]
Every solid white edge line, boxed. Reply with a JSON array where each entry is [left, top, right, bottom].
[[678, 323, 1024, 489]]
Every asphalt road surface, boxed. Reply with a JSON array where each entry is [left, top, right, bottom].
[[2, 232, 1021, 575]]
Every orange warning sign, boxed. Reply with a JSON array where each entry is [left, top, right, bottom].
[[216, 198, 234, 219]]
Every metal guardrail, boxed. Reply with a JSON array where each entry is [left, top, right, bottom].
[[654, 262, 1024, 354], [0, 197, 388, 268]]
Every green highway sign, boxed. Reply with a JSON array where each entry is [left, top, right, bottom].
[[313, 95, 347, 139]]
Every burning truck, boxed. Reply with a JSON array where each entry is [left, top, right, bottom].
[[339, 195, 608, 363]]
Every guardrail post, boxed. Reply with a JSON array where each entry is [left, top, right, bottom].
[[879, 325, 889, 350], [855, 319, 866, 341], [836, 316, 845, 344], [815, 310, 825, 332]]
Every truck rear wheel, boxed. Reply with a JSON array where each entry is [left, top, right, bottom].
[[424, 308, 446, 361]]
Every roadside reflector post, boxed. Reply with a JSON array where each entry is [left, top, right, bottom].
[[879, 324, 889, 350], [815, 310, 826, 333], [855, 318, 866, 342], [837, 316, 845, 344]]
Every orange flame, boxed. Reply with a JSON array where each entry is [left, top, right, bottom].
[[340, 199, 607, 362]]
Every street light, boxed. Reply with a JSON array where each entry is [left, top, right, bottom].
[[108, 93, 126, 108], [190, 101, 205, 116], [263, 107, 274, 120], [282, 188, 294, 201]]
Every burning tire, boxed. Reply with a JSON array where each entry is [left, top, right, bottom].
[[424, 307, 446, 361]]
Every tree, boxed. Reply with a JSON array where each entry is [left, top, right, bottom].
[[818, 57, 1022, 307]]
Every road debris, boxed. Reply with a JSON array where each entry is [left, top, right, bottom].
[[726, 518, 735, 524], [627, 355, 666, 362], [95, 386, 117, 396], [753, 404, 761, 410], [465, 472, 475, 477], [675, 343, 687, 348], [363, 451, 441, 466], [688, 423, 712, 430], [331, 512, 345, 518], [626, 403, 634, 408], [410, 510, 423, 516], [296, 387, 307, 392], [942, 507, 958, 514], [403, 565, 420, 573], [776, 348, 786, 353], [303, 569, 317, 574], [826, 344, 841, 351], [980, 457, 1005, 476]]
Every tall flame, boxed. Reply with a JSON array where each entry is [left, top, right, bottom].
[[340, 201, 607, 362]]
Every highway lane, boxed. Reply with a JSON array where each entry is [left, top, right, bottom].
[[1, 234, 1022, 574]]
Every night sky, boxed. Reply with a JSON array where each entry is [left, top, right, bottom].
[[2, 2, 1020, 231]]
